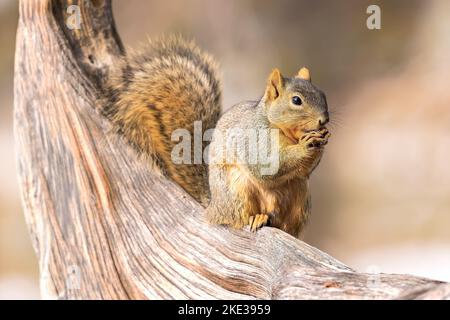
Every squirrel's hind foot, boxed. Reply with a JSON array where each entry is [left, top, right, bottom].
[[248, 214, 270, 232]]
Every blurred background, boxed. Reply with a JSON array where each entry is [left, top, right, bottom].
[[1, 0, 450, 299]]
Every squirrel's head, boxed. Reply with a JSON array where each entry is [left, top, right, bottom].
[[262, 68, 329, 143]]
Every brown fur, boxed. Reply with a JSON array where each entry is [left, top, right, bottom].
[[207, 68, 330, 238], [102, 35, 222, 206], [227, 165, 311, 235]]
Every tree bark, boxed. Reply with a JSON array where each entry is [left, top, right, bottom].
[[13, 0, 449, 300]]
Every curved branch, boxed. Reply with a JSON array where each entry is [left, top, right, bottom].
[[14, 0, 448, 299]]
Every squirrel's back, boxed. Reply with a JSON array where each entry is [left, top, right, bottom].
[[103, 35, 222, 205]]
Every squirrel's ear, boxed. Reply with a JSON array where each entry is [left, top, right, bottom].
[[265, 68, 284, 102], [297, 67, 311, 82]]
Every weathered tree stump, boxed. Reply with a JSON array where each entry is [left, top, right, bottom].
[[13, 0, 449, 299]]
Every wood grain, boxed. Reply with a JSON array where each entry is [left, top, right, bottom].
[[14, 0, 449, 299]]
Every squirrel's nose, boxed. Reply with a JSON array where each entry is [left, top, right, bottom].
[[318, 112, 329, 127]]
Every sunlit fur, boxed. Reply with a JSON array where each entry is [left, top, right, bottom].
[[103, 35, 222, 206], [207, 68, 329, 238]]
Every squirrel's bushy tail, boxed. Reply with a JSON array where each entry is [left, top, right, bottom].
[[103, 35, 222, 205]]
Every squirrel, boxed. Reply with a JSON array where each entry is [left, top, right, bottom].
[[102, 35, 222, 206], [206, 68, 330, 238], [102, 35, 329, 238]]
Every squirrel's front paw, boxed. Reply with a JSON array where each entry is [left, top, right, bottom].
[[248, 214, 270, 232], [300, 128, 330, 149]]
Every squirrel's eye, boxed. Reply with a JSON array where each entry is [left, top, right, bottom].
[[292, 96, 303, 106]]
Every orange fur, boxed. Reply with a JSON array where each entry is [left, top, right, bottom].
[[103, 36, 222, 206], [207, 68, 329, 238]]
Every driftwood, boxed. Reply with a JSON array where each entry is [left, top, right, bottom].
[[13, 0, 449, 300]]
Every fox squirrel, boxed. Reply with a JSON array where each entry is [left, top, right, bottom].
[[103, 35, 329, 238], [102, 35, 221, 206], [206, 68, 330, 238]]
